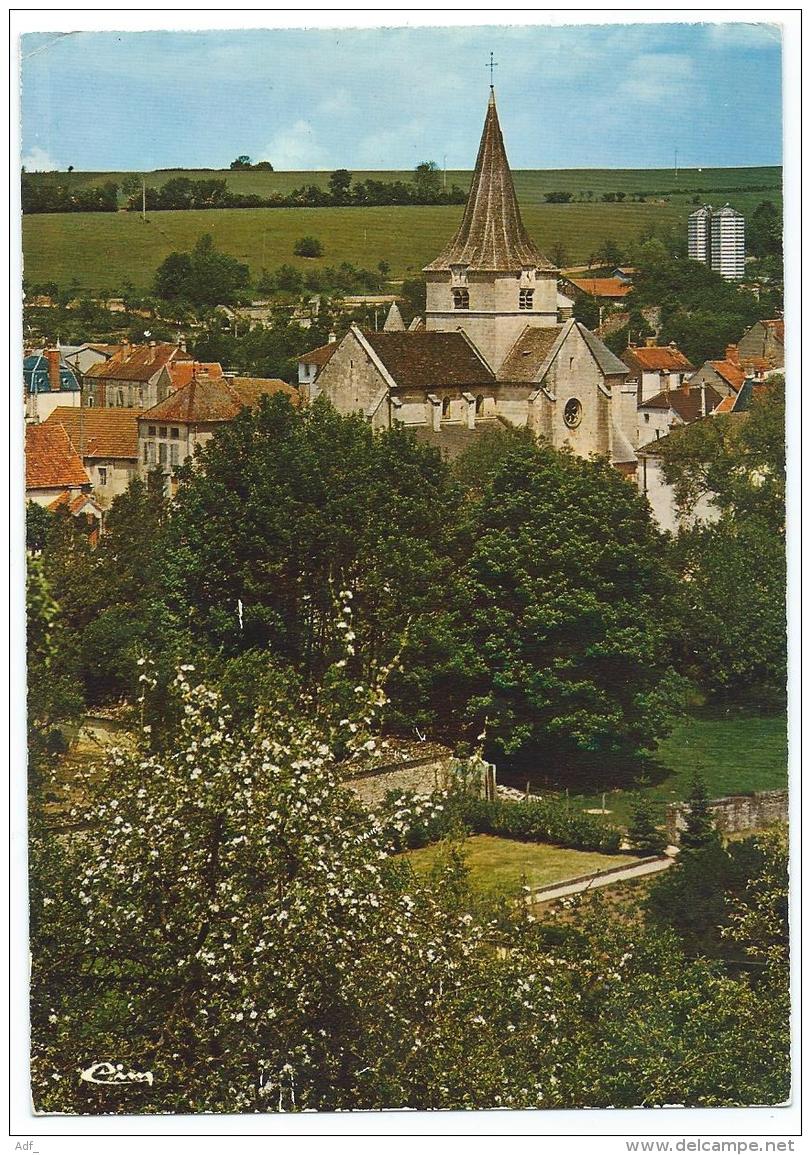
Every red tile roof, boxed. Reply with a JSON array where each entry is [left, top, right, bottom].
[[622, 344, 694, 374], [167, 361, 224, 389], [84, 343, 192, 383], [713, 395, 736, 414], [297, 341, 339, 368], [567, 277, 632, 298], [707, 359, 748, 391], [26, 423, 90, 491], [140, 374, 298, 423], [763, 318, 785, 341], [45, 406, 141, 459], [47, 490, 103, 517]]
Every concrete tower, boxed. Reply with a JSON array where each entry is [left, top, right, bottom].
[[688, 204, 713, 264], [710, 204, 746, 281], [423, 89, 557, 372]]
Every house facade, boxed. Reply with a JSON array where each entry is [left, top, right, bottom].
[[637, 384, 723, 446], [44, 406, 141, 507], [82, 341, 193, 410], [621, 342, 695, 404]]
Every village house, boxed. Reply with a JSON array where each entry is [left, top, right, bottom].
[[137, 372, 300, 492], [561, 276, 633, 306], [620, 342, 695, 404], [61, 342, 125, 376], [44, 406, 141, 507], [82, 340, 193, 409], [736, 318, 784, 371], [687, 344, 766, 399], [315, 88, 638, 469], [24, 349, 81, 423], [636, 383, 723, 446], [25, 421, 102, 539], [297, 339, 339, 399]]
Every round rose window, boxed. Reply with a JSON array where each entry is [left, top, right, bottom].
[[563, 398, 583, 428]]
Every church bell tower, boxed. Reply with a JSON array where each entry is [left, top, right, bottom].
[[423, 88, 558, 372]]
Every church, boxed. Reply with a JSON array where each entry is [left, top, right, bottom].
[[310, 88, 638, 472]]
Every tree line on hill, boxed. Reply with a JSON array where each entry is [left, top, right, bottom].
[[21, 163, 466, 214]]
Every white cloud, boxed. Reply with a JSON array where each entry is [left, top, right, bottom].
[[703, 22, 782, 51], [21, 145, 60, 172], [620, 53, 698, 104], [259, 119, 329, 170]]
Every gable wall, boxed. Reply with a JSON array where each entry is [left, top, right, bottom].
[[536, 324, 611, 456], [317, 334, 391, 427]]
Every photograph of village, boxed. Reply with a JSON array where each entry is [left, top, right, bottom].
[[17, 18, 791, 1124]]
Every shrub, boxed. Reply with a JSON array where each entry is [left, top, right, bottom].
[[294, 236, 323, 258], [627, 795, 668, 854], [379, 789, 623, 855]]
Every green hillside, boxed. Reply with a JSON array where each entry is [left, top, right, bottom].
[[21, 166, 781, 294]]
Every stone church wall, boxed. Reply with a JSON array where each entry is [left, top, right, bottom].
[[542, 326, 611, 456], [317, 333, 389, 425]]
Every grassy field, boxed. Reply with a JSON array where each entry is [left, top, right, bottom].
[[21, 165, 781, 294], [572, 707, 788, 828], [405, 834, 640, 899]]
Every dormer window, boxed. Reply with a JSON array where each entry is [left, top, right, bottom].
[[453, 288, 470, 310], [519, 288, 534, 310]]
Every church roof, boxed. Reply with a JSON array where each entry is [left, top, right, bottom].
[[423, 91, 554, 274], [497, 325, 564, 382], [360, 330, 494, 388]]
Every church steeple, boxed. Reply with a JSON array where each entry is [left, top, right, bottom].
[[424, 89, 554, 273]]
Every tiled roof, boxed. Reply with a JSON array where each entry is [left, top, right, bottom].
[[26, 422, 90, 490], [228, 377, 301, 409], [360, 330, 495, 388], [567, 277, 632, 298], [424, 91, 553, 273], [706, 359, 748, 391], [622, 344, 694, 374], [713, 395, 736, 414], [140, 374, 298, 423], [638, 385, 723, 423], [84, 343, 192, 383], [297, 341, 339, 367], [45, 406, 141, 459], [47, 490, 103, 517], [498, 325, 563, 382], [167, 361, 224, 389]]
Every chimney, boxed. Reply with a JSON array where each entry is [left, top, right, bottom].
[[45, 347, 61, 391], [645, 336, 657, 348], [328, 331, 336, 345], [726, 344, 739, 364], [178, 334, 187, 353]]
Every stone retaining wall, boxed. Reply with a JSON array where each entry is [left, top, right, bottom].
[[666, 788, 788, 844], [347, 756, 495, 808]]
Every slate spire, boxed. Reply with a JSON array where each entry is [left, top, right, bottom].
[[424, 90, 554, 273]]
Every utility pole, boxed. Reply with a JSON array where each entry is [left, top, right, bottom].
[[142, 175, 146, 222], [443, 154, 447, 191], [674, 148, 679, 180]]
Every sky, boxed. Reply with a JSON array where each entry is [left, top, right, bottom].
[[20, 22, 783, 173]]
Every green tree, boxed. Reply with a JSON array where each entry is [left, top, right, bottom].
[[456, 437, 684, 779], [413, 161, 441, 201], [328, 169, 352, 204], [627, 794, 667, 854], [748, 200, 782, 258], [230, 155, 252, 169], [659, 380, 786, 704], [680, 773, 716, 850], [153, 234, 250, 307]]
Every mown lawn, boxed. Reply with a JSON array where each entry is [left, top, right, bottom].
[[405, 834, 639, 899], [572, 707, 788, 828]]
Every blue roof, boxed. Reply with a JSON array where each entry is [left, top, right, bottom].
[[23, 353, 80, 395]]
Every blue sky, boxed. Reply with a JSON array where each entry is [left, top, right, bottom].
[[20, 22, 782, 172]]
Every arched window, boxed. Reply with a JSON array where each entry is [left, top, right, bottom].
[[452, 288, 469, 310], [442, 397, 451, 419], [475, 394, 484, 415]]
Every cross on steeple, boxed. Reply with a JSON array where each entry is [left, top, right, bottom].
[[487, 51, 498, 88]]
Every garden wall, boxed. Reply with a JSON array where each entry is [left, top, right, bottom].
[[347, 755, 495, 808], [666, 788, 788, 844]]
